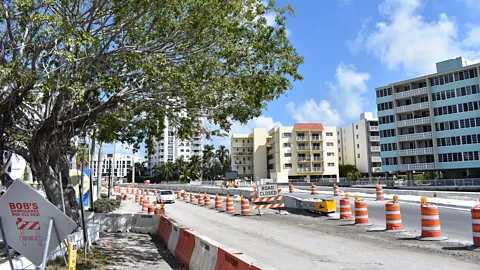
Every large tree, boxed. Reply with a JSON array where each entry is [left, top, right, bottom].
[[0, 0, 303, 220]]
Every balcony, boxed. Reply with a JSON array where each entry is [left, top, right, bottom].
[[297, 167, 324, 173], [369, 126, 379, 131], [268, 158, 276, 164], [269, 169, 276, 173], [234, 161, 253, 165], [397, 132, 433, 142], [297, 146, 310, 151], [371, 156, 382, 162], [369, 136, 380, 142], [268, 148, 275, 155], [313, 156, 323, 162], [371, 167, 382, 173], [233, 152, 254, 156], [394, 87, 429, 99], [296, 136, 309, 141], [310, 136, 323, 141], [266, 139, 275, 146], [398, 147, 434, 156], [297, 157, 311, 162], [371, 146, 381, 152], [239, 170, 253, 175], [232, 142, 253, 147], [397, 117, 431, 127], [396, 102, 430, 113], [399, 163, 436, 171]]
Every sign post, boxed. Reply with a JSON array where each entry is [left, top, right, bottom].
[[0, 217, 14, 269], [0, 180, 78, 268]]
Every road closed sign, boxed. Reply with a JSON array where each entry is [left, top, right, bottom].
[[257, 184, 278, 198], [0, 180, 78, 266]]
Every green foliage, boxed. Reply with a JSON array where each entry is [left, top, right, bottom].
[[339, 165, 359, 177], [93, 199, 121, 213], [347, 171, 361, 181]]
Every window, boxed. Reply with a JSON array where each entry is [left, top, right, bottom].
[[326, 142, 334, 146], [328, 163, 335, 167], [284, 153, 292, 157], [357, 144, 359, 149], [283, 143, 292, 148], [379, 115, 395, 125], [435, 117, 480, 131], [380, 129, 396, 138], [376, 87, 393, 98], [327, 152, 335, 156], [284, 163, 292, 169], [438, 151, 480, 162], [377, 101, 394, 111], [283, 132, 292, 137], [356, 125, 358, 129], [326, 132, 333, 136], [381, 157, 398, 165], [356, 134, 359, 139], [357, 154, 360, 158]]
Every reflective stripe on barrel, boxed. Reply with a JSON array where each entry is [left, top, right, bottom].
[[385, 201, 403, 230], [354, 199, 369, 224], [339, 198, 352, 219], [421, 203, 442, 238], [472, 205, 480, 247]]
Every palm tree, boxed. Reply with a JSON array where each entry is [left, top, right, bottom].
[[224, 155, 232, 172], [202, 144, 215, 161], [154, 162, 175, 182], [189, 155, 202, 180], [347, 171, 361, 181], [174, 156, 186, 179], [216, 145, 229, 171], [179, 167, 192, 183]]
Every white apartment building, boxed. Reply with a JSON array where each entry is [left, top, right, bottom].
[[231, 123, 339, 183], [4, 153, 32, 181], [337, 112, 382, 176], [147, 118, 203, 172], [92, 153, 143, 178]]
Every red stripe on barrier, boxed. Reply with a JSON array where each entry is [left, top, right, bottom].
[[214, 247, 251, 270], [157, 215, 172, 245], [175, 228, 196, 268]]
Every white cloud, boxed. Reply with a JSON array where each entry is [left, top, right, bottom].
[[461, 0, 480, 12], [463, 25, 480, 48], [286, 63, 370, 126], [210, 116, 282, 148], [350, 0, 480, 75]]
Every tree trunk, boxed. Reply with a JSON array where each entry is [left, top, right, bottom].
[[89, 134, 96, 205], [97, 142, 103, 198]]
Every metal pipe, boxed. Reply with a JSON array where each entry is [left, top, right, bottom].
[[40, 218, 54, 270], [79, 136, 88, 254], [0, 217, 14, 270]]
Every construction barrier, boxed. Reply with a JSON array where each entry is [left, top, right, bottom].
[[354, 199, 370, 226], [333, 184, 341, 196], [198, 194, 205, 206], [225, 196, 234, 213], [311, 184, 317, 195], [418, 201, 447, 240], [204, 194, 211, 207], [339, 197, 353, 220], [376, 185, 384, 201], [214, 246, 264, 270], [148, 206, 155, 215], [131, 214, 160, 234], [175, 229, 197, 268], [289, 184, 294, 193], [385, 201, 403, 231], [189, 235, 221, 270], [472, 205, 480, 247], [190, 192, 195, 203], [168, 221, 182, 255], [157, 215, 173, 244], [183, 192, 189, 201], [241, 198, 251, 215], [177, 190, 181, 199], [254, 203, 284, 210], [215, 195, 223, 210]]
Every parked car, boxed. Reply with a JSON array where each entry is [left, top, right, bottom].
[[157, 190, 175, 204]]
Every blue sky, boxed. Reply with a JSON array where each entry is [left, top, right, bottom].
[[106, 0, 480, 157]]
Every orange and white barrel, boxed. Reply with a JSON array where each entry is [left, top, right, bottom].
[[135, 195, 140, 203], [204, 194, 211, 207], [155, 205, 165, 215], [190, 192, 195, 203], [241, 198, 251, 215], [148, 206, 155, 215], [215, 195, 223, 209], [311, 184, 317, 195], [142, 203, 148, 213], [139, 196, 144, 205], [472, 205, 480, 247], [198, 195, 205, 206], [354, 199, 370, 225], [339, 198, 353, 220], [225, 196, 234, 213], [376, 185, 384, 201], [385, 201, 403, 230], [289, 184, 294, 193], [154, 189, 158, 196], [177, 191, 181, 199], [419, 202, 447, 240], [153, 201, 157, 206], [183, 192, 188, 201]]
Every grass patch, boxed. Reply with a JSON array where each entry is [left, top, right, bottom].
[[46, 244, 123, 270]]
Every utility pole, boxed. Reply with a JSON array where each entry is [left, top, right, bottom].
[[131, 155, 135, 184], [110, 143, 116, 196]]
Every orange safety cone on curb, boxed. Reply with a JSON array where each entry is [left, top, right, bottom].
[[416, 197, 448, 241], [215, 194, 223, 210], [385, 195, 404, 231], [241, 197, 251, 215], [311, 184, 318, 195], [289, 184, 294, 193], [204, 193, 211, 207], [472, 205, 480, 247], [225, 195, 234, 213], [376, 184, 384, 201], [198, 194, 205, 206], [354, 195, 371, 226], [339, 194, 353, 220]]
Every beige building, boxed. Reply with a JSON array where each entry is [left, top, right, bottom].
[[337, 112, 382, 176], [231, 123, 339, 183]]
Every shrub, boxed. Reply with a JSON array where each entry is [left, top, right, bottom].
[[93, 199, 121, 213]]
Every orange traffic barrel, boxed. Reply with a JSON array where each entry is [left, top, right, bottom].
[[385, 201, 403, 231], [148, 206, 155, 215], [417, 202, 447, 240], [215, 195, 223, 209], [354, 199, 371, 226], [142, 204, 148, 213], [376, 185, 384, 201], [204, 194, 211, 207], [339, 197, 353, 220], [334, 185, 341, 196], [135, 195, 140, 203], [198, 195, 205, 206], [153, 201, 157, 206], [177, 191, 181, 199], [241, 198, 251, 215], [190, 192, 195, 203], [139, 196, 144, 205], [183, 192, 188, 201], [154, 189, 158, 196], [289, 184, 294, 193], [311, 184, 317, 195], [472, 205, 480, 246], [225, 196, 234, 213], [155, 205, 165, 215]]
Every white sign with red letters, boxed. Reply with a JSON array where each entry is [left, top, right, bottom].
[[0, 180, 77, 266]]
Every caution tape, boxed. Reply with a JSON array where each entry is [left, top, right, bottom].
[[254, 203, 284, 209], [251, 196, 283, 202]]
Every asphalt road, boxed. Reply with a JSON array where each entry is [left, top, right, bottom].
[[164, 200, 479, 270], [289, 191, 473, 242]]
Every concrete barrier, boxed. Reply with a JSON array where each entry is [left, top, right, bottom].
[[131, 214, 160, 234], [167, 221, 183, 255], [87, 212, 134, 232], [157, 215, 173, 245], [215, 246, 266, 270], [189, 235, 221, 270], [175, 228, 197, 268]]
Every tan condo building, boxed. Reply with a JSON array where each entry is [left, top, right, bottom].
[[231, 123, 339, 183]]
